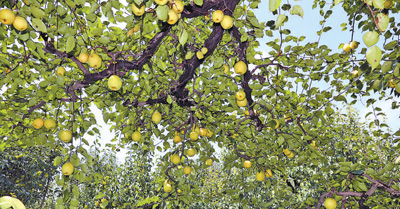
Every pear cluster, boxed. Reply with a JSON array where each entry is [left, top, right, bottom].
[[212, 10, 234, 30], [236, 90, 247, 107], [132, 0, 185, 25], [283, 149, 295, 158], [0, 8, 28, 31], [342, 41, 358, 53]]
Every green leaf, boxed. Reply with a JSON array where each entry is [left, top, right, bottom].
[[179, 29, 188, 46], [366, 46, 382, 70], [372, 0, 385, 9], [31, 6, 45, 19], [363, 31, 379, 47], [193, 0, 203, 6], [66, 36, 76, 53], [290, 5, 303, 18], [269, 0, 281, 12], [334, 0, 344, 5], [31, 18, 47, 33], [376, 13, 389, 32], [156, 5, 168, 21], [167, 95, 173, 104], [0, 196, 26, 209], [275, 14, 286, 29]]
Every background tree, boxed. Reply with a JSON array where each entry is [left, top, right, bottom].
[[1, 0, 400, 208]]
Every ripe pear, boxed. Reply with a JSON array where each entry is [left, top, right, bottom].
[[33, 118, 44, 129], [88, 53, 102, 68], [173, 135, 181, 143], [0, 9, 15, 25], [243, 160, 252, 168], [206, 159, 213, 166], [236, 98, 248, 107], [223, 64, 229, 74], [170, 0, 184, 13], [324, 198, 337, 209], [256, 171, 265, 181], [236, 91, 246, 101], [201, 47, 208, 55], [167, 10, 179, 25], [199, 128, 207, 137], [190, 131, 199, 141], [234, 61, 247, 75], [132, 131, 141, 141], [266, 169, 273, 178], [108, 75, 122, 91], [220, 15, 233, 29], [78, 52, 89, 63], [183, 166, 191, 174], [13, 16, 28, 31], [59, 130, 72, 143], [164, 183, 172, 192], [57, 67, 65, 76], [350, 41, 358, 49], [152, 111, 162, 124], [212, 10, 224, 23], [62, 162, 74, 176], [132, 3, 145, 16], [187, 148, 196, 157], [196, 51, 204, 59], [171, 154, 180, 164], [44, 119, 56, 130], [343, 43, 351, 52]]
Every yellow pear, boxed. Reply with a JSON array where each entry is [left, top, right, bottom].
[[62, 162, 74, 176], [236, 90, 246, 101], [57, 67, 65, 76], [33, 118, 44, 129], [234, 61, 247, 75], [0, 9, 15, 25], [199, 128, 207, 137], [13, 16, 28, 31], [343, 43, 351, 52], [152, 111, 162, 124], [108, 75, 122, 91], [236, 98, 247, 107], [167, 10, 179, 25], [173, 135, 181, 143], [78, 52, 89, 63], [212, 10, 224, 23], [266, 169, 273, 178], [324, 198, 337, 209], [171, 154, 180, 165], [132, 131, 141, 141], [190, 131, 199, 141], [206, 158, 213, 166], [59, 130, 72, 143], [164, 183, 172, 192], [88, 53, 102, 68], [201, 47, 208, 55], [187, 148, 196, 157], [223, 64, 229, 73], [44, 119, 56, 130], [170, 0, 184, 13], [243, 160, 252, 168], [196, 51, 204, 59], [220, 15, 233, 30], [256, 171, 265, 181], [183, 166, 191, 174], [132, 3, 145, 16]]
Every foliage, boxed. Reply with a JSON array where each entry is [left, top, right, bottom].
[[1, 0, 400, 208]]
